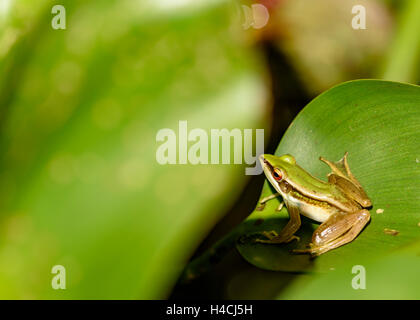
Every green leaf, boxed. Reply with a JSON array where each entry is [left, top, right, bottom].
[[278, 240, 420, 299], [237, 80, 420, 277], [0, 1, 268, 298]]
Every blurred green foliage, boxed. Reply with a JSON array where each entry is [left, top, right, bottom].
[[382, 0, 420, 83], [0, 0, 268, 298], [269, 0, 393, 94]]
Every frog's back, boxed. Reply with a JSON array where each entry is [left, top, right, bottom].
[[286, 164, 360, 212]]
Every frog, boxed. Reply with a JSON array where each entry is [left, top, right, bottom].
[[256, 152, 371, 256]]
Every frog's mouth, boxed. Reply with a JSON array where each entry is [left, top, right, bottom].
[[259, 155, 283, 194], [262, 159, 273, 174], [259, 155, 274, 176]]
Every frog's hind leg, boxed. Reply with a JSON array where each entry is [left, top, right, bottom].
[[320, 152, 361, 188], [292, 209, 370, 256], [328, 174, 371, 207], [320, 153, 372, 208]]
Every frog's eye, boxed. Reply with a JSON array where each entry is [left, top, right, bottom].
[[272, 169, 283, 181]]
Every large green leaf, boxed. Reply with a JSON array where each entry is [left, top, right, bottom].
[[0, 0, 269, 298], [237, 80, 420, 282]]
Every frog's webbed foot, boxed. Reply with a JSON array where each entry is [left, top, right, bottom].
[[263, 230, 278, 239], [292, 243, 322, 257], [320, 152, 360, 186], [255, 230, 300, 244]]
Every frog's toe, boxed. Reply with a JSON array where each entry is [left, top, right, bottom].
[[291, 244, 321, 256], [285, 235, 300, 243], [255, 238, 280, 244], [262, 230, 279, 240], [291, 248, 308, 254], [255, 233, 299, 245]]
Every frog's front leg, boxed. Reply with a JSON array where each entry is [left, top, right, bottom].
[[256, 201, 301, 244], [293, 209, 370, 256], [259, 192, 280, 204], [258, 193, 284, 211]]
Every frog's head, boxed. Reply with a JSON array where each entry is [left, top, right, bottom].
[[259, 154, 296, 193]]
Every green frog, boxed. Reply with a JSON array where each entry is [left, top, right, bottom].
[[257, 152, 371, 256]]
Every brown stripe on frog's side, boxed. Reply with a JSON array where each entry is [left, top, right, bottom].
[[290, 189, 333, 209], [280, 178, 334, 209]]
